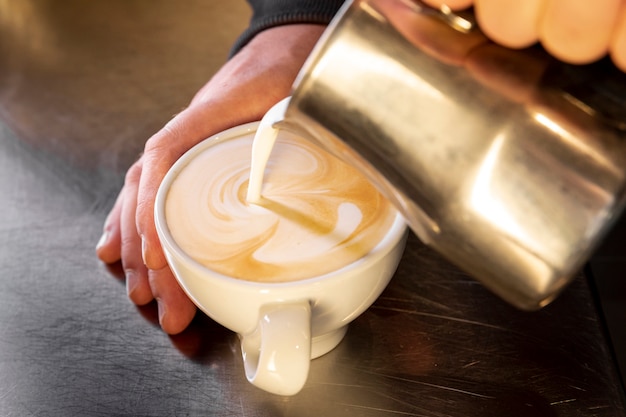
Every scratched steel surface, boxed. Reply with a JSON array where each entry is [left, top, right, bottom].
[[0, 1, 624, 416]]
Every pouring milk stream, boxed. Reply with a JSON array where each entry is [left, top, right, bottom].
[[246, 98, 290, 204]]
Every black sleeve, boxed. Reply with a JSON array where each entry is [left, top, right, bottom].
[[230, 0, 346, 55]]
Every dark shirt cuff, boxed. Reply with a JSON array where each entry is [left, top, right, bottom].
[[230, 0, 345, 56]]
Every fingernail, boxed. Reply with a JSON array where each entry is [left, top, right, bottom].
[[157, 299, 167, 327], [96, 230, 109, 251], [126, 270, 138, 299], [141, 235, 148, 265]]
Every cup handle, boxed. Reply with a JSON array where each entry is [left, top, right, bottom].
[[240, 301, 312, 396]]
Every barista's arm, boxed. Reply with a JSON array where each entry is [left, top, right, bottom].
[[230, 0, 346, 54]]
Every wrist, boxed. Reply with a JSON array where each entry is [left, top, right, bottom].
[[243, 24, 327, 64]]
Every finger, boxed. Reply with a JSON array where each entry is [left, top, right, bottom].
[[96, 189, 124, 264], [610, 3, 626, 71], [474, 0, 543, 48], [121, 162, 153, 306], [421, 0, 474, 11], [148, 267, 197, 335], [540, 0, 622, 64]]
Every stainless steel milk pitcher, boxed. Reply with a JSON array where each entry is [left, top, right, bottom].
[[280, 0, 626, 309]]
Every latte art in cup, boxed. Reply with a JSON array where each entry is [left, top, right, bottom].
[[164, 129, 396, 282], [156, 120, 407, 395]]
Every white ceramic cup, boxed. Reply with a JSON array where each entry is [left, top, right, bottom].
[[155, 122, 408, 396]]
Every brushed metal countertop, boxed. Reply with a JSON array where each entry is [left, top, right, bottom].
[[0, 1, 624, 416]]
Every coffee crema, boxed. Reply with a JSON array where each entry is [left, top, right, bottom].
[[165, 130, 396, 283]]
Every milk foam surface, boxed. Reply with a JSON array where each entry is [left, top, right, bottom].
[[165, 130, 396, 282]]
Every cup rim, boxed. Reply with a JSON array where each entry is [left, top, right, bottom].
[[154, 121, 407, 288]]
